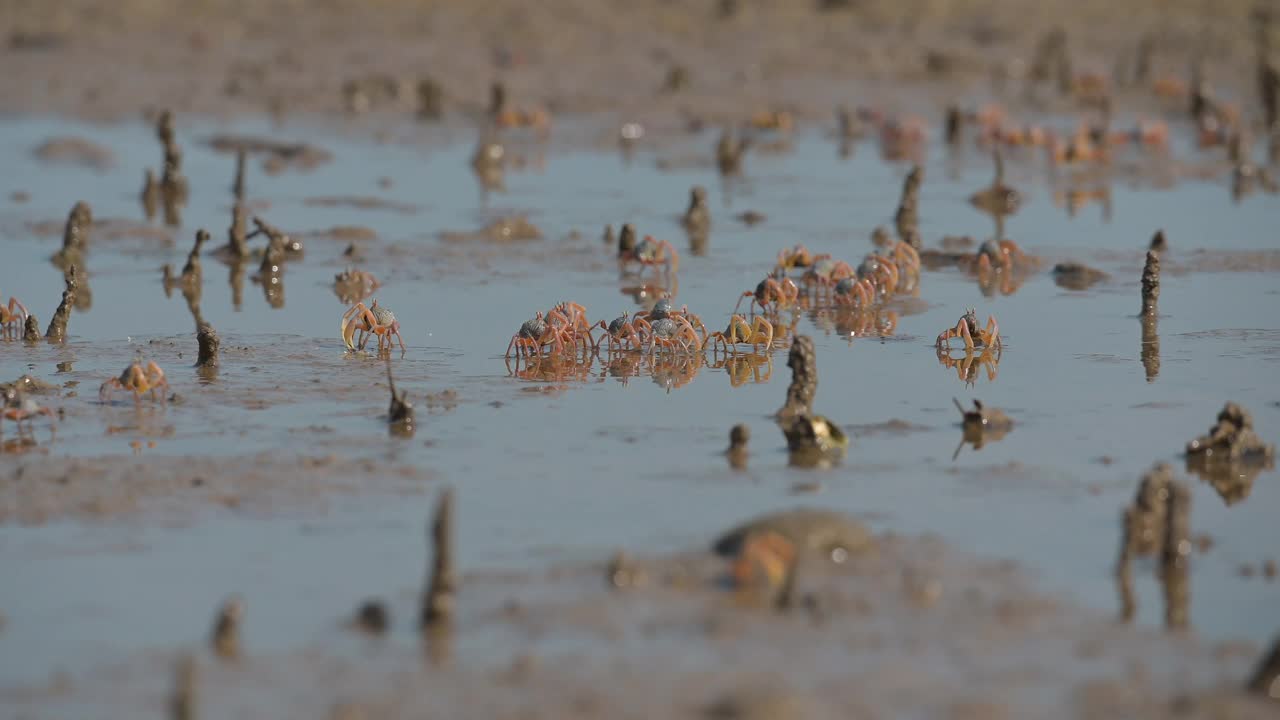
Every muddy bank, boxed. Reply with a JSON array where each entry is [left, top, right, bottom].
[[1, 523, 1271, 719], [0, 454, 428, 525], [0, 0, 1265, 126]]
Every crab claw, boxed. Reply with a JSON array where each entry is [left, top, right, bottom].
[[341, 304, 362, 350], [340, 316, 356, 350]]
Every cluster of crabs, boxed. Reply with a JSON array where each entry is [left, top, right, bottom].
[[763, 237, 921, 314], [503, 298, 775, 360]]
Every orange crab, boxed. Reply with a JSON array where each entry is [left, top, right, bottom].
[[735, 275, 799, 315], [99, 359, 169, 404], [1048, 128, 1108, 164], [635, 315, 701, 354], [620, 234, 679, 273], [2, 390, 55, 434], [705, 314, 774, 354], [775, 244, 815, 272], [749, 109, 795, 132], [1, 295, 29, 338], [936, 308, 1001, 352], [833, 276, 877, 308], [974, 238, 1026, 275], [633, 299, 708, 345], [507, 312, 581, 358], [801, 256, 856, 295], [546, 301, 595, 349], [593, 312, 646, 352], [341, 300, 406, 353]]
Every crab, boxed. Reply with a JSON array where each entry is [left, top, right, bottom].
[[0, 295, 29, 338], [705, 314, 774, 354], [620, 234, 679, 273], [99, 359, 169, 404], [735, 275, 799, 315], [1, 389, 55, 434], [856, 254, 900, 296], [341, 300, 406, 354], [801, 256, 856, 295], [546, 301, 595, 349], [507, 313, 568, 358], [775, 244, 815, 272], [936, 308, 1001, 352], [333, 269, 381, 304], [637, 316, 701, 354], [974, 239, 1026, 275], [833, 276, 877, 308], [593, 312, 646, 352], [634, 299, 707, 345]]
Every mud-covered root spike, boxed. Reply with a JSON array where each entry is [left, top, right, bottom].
[[421, 488, 456, 628], [196, 323, 219, 368], [23, 314, 40, 342], [45, 289, 74, 342], [209, 595, 243, 660], [777, 335, 817, 420], [1247, 634, 1280, 699], [387, 360, 415, 427], [1140, 248, 1160, 316], [167, 653, 198, 720], [232, 148, 246, 200], [1159, 480, 1191, 630]]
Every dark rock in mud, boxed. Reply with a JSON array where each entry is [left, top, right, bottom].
[[352, 600, 390, 635], [780, 414, 848, 454], [1184, 403, 1275, 503], [713, 508, 873, 561], [1053, 262, 1110, 290], [1186, 403, 1275, 463], [34, 136, 114, 170]]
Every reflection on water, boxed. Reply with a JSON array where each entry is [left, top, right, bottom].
[[936, 346, 1001, 386], [504, 347, 777, 392]]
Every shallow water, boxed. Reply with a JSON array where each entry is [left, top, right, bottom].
[[0, 114, 1277, 691]]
